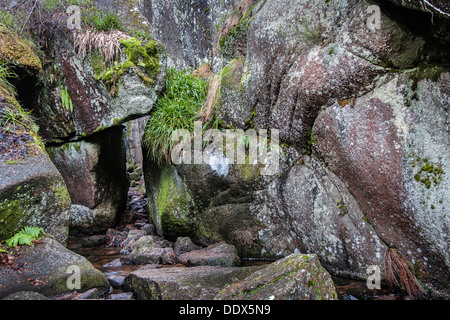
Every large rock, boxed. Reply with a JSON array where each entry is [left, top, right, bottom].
[[0, 237, 109, 299], [47, 126, 129, 234], [0, 154, 71, 244], [32, 8, 166, 143], [2, 291, 49, 300], [313, 71, 450, 297], [215, 254, 337, 300], [143, 149, 274, 257], [253, 155, 388, 279], [140, 0, 238, 69], [122, 265, 261, 300], [0, 47, 71, 244], [177, 242, 240, 267]]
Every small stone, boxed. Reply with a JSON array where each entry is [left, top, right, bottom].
[[177, 242, 240, 267], [103, 258, 123, 268], [129, 172, 141, 181], [107, 292, 134, 300], [174, 236, 201, 256], [107, 275, 126, 289], [82, 235, 107, 247], [75, 288, 104, 300], [161, 247, 177, 265]]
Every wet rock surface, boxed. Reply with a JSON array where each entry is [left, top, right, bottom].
[[215, 254, 337, 300], [122, 265, 261, 300], [0, 237, 109, 299]]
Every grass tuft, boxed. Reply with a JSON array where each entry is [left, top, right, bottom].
[[143, 68, 208, 167]]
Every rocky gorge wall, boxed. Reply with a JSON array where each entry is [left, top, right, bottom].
[[140, 0, 450, 298]]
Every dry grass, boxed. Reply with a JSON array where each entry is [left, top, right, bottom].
[[73, 29, 130, 66], [200, 75, 221, 122], [384, 248, 426, 299]]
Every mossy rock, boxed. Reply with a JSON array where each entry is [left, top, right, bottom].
[[215, 254, 338, 300], [95, 37, 162, 96], [153, 167, 199, 241], [122, 265, 261, 300], [0, 237, 109, 299], [0, 27, 42, 72], [0, 153, 71, 244]]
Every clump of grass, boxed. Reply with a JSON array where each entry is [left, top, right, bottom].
[[84, 9, 122, 31], [0, 62, 16, 90], [143, 68, 208, 167], [384, 248, 426, 300]]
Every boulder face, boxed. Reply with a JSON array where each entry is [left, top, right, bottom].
[[0, 35, 71, 245], [47, 126, 129, 234], [313, 71, 450, 296], [0, 154, 71, 244], [253, 156, 388, 279], [122, 265, 261, 300], [34, 27, 166, 144], [140, 0, 238, 69], [0, 237, 109, 299], [215, 254, 337, 300]]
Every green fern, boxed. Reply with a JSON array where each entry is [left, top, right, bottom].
[[60, 86, 73, 112], [22, 226, 45, 239], [4, 226, 46, 248]]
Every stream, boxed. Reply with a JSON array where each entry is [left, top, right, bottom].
[[67, 234, 407, 300]]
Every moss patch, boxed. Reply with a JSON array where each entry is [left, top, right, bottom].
[[0, 27, 42, 72], [95, 37, 161, 96], [156, 167, 198, 241], [412, 157, 444, 189]]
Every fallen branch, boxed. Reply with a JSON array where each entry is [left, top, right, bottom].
[[19, 0, 38, 35]]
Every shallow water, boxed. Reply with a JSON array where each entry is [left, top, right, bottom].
[[68, 235, 407, 300]]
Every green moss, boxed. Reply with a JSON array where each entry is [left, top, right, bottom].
[[96, 37, 161, 96], [93, 125, 108, 133], [0, 199, 23, 241], [89, 52, 106, 78], [156, 168, 197, 241], [237, 152, 262, 182], [0, 27, 42, 72], [5, 160, 18, 165], [53, 184, 71, 206], [306, 128, 317, 155], [412, 157, 444, 189]]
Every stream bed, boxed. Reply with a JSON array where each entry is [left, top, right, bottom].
[[67, 235, 407, 301]]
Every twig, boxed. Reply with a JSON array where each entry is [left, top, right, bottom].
[[422, 0, 450, 22], [19, 0, 38, 36]]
